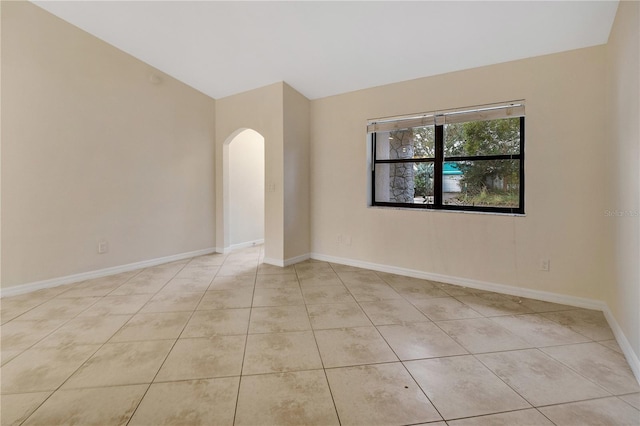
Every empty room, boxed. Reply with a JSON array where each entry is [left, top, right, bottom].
[[1, 1, 639, 425]]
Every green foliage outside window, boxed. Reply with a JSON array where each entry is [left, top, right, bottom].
[[409, 117, 520, 206]]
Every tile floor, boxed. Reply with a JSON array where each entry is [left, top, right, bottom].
[[1, 246, 639, 425]]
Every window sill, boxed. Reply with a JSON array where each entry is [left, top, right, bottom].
[[367, 205, 526, 217]]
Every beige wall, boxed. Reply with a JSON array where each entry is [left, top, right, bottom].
[[229, 129, 265, 246], [283, 83, 310, 261], [310, 46, 610, 301], [605, 0, 640, 360], [1, 2, 216, 288], [215, 83, 285, 262]]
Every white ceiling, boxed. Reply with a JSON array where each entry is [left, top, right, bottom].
[[32, 1, 619, 100]]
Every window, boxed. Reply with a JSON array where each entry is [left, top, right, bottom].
[[369, 101, 525, 214]]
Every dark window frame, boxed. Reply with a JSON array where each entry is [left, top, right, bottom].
[[371, 116, 525, 214]]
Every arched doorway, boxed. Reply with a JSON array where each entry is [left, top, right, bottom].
[[222, 128, 265, 251]]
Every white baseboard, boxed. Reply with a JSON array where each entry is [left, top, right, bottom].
[[229, 239, 264, 252], [284, 253, 310, 267], [311, 252, 603, 309], [0, 247, 217, 298], [216, 239, 264, 255], [262, 253, 310, 268], [602, 306, 640, 384], [262, 257, 284, 267], [310, 251, 640, 384]]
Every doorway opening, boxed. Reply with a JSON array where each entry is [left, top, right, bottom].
[[223, 128, 265, 251]]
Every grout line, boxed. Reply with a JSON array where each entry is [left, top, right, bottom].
[[534, 394, 634, 409], [534, 406, 558, 425], [441, 407, 552, 423], [304, 262, 343, 425], [7, 272, 160, 418], [124, 259, 208, 425], [16, 342, 108, 425], [470, 348, 543, 408], [4, 252, 225, 426], [231, 246, 260, 426], [537, 344, 625, 396]]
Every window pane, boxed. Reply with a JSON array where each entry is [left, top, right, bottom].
[[375, 162, 434, 204], [375, 126, 435, 160], [442, 160, 520, 208], [444, 117, 520, 157]]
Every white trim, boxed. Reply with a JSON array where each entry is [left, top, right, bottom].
[[262, 257, 284, 267], [263, 253, 310, 268], [0, 247, 216, 298], [216, 239, 264, 255], [311, 252, 602, 309], [602, 306, 640, 384], [284, 253, 310, 267], [310, 251, 640, 384], [229, 239, 264, 252], [367, 100, 525, 132]]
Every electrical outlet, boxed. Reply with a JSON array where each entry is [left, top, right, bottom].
[[337, 234, 342, 244], [98, 240, 109, 254], [539, 258, 550, 272]]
